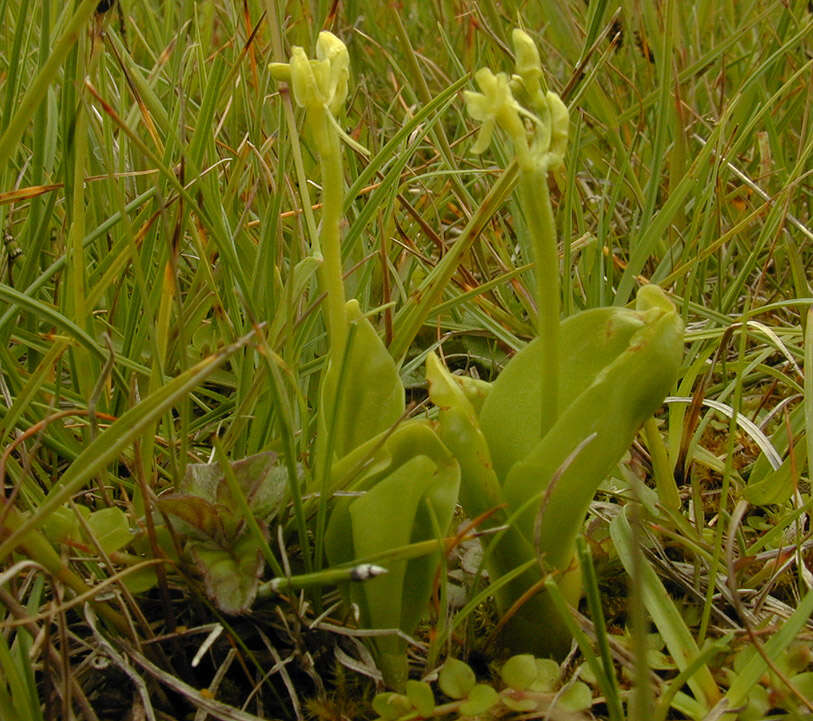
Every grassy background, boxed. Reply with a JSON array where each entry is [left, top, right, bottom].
[[0, 0, 811, 719]]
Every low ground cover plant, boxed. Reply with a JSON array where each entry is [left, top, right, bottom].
[[1, 2, 811, 719]]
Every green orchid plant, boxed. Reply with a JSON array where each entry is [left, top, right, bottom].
[[270, 33, 459, 690], [426, 29, 684, 657], [258, 28, 682, 686]]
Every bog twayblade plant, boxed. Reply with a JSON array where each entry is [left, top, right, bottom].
[[270, 33, 403, 476], [427, 29, 685, 657], [261, 26, 681, 683], [270, 33, 459, 690]]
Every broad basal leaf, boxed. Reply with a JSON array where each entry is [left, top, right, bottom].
[[325, 422, 459, 689], [181, 451, 288, 521], [320, 299, 404, 459], [479, 303, 648, 480], [190, 533, 265, 614], [85, 507, 133, 555]]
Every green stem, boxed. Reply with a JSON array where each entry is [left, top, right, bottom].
[[517, 166, 559, 437], [311, 110, 347, 571], [257, 561, 387, 597], [316, 115, 348, 358], [645, 416, 681, 510]]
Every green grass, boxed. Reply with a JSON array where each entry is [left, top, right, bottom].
[[1, 0, 812, 719]]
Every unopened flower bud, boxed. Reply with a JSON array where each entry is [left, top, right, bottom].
[[512, 29, 542, 90], [546, 91, 569, 166], [268, 32, 350, 118], [289, 46, 321, 110], [316, 31, 350, 114], [268, 62, 291, 83]]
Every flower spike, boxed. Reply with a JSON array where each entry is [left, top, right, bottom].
[[464, 30, 568, 173], [269, 31, 349, 118]]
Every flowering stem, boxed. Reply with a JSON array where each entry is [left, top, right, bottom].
[[311, 109, 348, 574], [268, 31, 352, 360], [316, 115, 348, 359], [517, 165, 559, 436], [462, 29, 566, 439]]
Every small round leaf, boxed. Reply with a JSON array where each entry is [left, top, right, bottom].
[[501, 693, 538, 712], [501, 654, 537, 691], [405, 680, 435, 717], [459, 684, 499, 716], [438, 658, 476, 699], [372, 692, 411, 720], [529, 658, 560, 692], [558, 681, 592, 712]]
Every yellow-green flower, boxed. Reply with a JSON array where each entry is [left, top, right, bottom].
[[269, 31, 364, 157], [316, 31, 349, 115], [512, 28, 543, 104], [545, 90, 569, 169], [464, 68, 529, 161], [464, 31, 569, 174], [269, 31, 349, 117]]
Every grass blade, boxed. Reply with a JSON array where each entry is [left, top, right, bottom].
[[0, 329, 258, 563], [610, 507, 721, 711], [0, 0, 99, 169]]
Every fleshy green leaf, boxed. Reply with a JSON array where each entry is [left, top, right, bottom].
[[42, 505, 88, 545], [121, 565, 158, 594], [405, 680, 435, 717], [740, 684, 771, 721], [502, 693, 539, 712], [500, 654, 538, 691], [85, 507, 132, 555], [324, 422, 459, 689], [557, 681, 592, 712], [782, 672, 813, 712], [529, 658, 561, 692], [484, 286, 684, 657], [321, 300, 404, 459], [479, 304, 648, 480], [324, 422, 455, 564], [459, 684, 499, 715], [438, 658, 476, 699], [371, 692, 411, 720], [354, 458, 458, 688]]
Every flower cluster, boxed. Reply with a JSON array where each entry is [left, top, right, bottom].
[[463, 29, 569, 172], [269, 31, 349, 116], [269, 31, 351, 155]]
